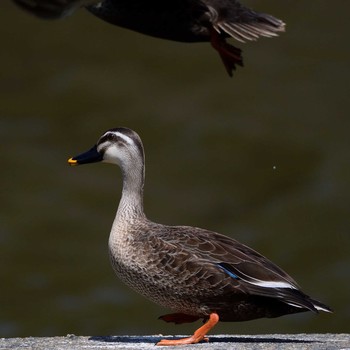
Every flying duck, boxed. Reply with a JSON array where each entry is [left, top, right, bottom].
[[13, 0, 285, 76]]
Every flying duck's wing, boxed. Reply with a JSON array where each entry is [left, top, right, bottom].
[[12, 0, 90, 19]]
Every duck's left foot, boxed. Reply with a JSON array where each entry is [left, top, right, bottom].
[[157, 335, 209, 346], [210, 30, 243, 77], [158, 313, 200, 324], [156, 312, 219, 346]]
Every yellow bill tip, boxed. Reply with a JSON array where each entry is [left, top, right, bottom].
[[68, 157, 78, 165]]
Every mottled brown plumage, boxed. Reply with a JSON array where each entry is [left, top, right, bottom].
[[68, 127, 331, 345], [13, 0, 285, 76]]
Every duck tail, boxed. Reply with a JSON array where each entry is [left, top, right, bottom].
[[254, 12, 286, 34], [310, 298, 333, 313], [216, 10, 285, 44]]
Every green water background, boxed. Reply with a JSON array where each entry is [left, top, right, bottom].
[[0, 0, 349, 337]]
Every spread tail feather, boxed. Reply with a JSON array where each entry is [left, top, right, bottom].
[[217, 12, 285, 43], [311, 299, 333, 313]]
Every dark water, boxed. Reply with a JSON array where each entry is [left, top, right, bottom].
[[1, 0, 349, 338]]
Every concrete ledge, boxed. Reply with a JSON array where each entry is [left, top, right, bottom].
[[0, 334, 349, 350]]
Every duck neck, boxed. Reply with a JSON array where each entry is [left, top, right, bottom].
[[116, 160, 146, 223]]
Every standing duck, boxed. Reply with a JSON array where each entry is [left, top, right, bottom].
[[68, 127, 331, 346], [13, 0, 285, 76]]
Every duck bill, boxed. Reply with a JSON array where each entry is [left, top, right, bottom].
[[68, 145, 103, 166]]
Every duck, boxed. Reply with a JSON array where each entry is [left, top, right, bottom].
[[68, 127, 331, 345], [13, 0, 285, 76]]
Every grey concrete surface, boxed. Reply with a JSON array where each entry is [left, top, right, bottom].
[[0, 334, 349, 350]]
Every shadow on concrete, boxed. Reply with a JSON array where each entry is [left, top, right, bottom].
[[89, 335, 315, 344], [89, 336, 160, 344]]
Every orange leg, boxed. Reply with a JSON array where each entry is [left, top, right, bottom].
[[156, 312, 219, 346]]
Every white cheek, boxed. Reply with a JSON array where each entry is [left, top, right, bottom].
[[103, 146, 122, 164]]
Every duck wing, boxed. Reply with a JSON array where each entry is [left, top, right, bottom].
[[12, 0, 90, 19], [151, 225, 330, 313]]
